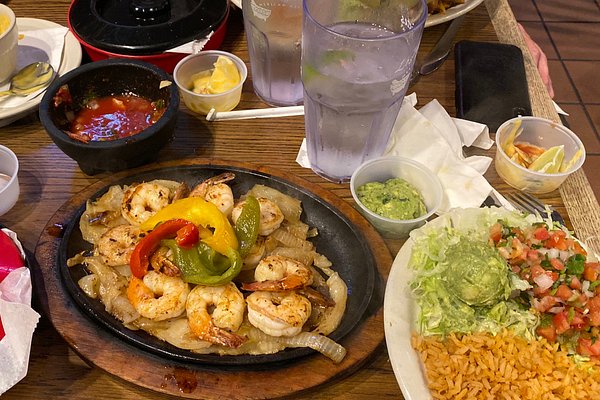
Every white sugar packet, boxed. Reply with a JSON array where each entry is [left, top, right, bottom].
[[0, 229, 40, 395], [0, 27, 68, 109]]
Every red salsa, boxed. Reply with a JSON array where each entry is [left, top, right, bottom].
[[67, 94, 165, 143]]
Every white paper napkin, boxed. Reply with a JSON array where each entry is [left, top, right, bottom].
[[384, 94, 496, 212], [165, 32, 214, 54], [0, 229, 40, 395], [0, 27, 68, 109]]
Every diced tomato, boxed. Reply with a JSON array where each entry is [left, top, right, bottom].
[[555, 284, 573, 301], [553, 311, 571, 334], [511, 227, 526, 242], [536, 324, 557, 342], [531, 264, 546, 279], [588, 296, 600, 326], [584, 262, 600, 282], [570, 312, 588, 331], [549, 258, 565, 271], [570, 276, 582, 291], [577, 337, 600, 356], [527, 250, 541, 262], [489, 223, 503, 243], [531, 264, 559, 283], [533, 226, 551, 241], [534, 295, 558, 312], [573, 241, 587, 256], [547, 230, 568, 250], [509, 237, 527, 261], [533, 286, 551, 297]]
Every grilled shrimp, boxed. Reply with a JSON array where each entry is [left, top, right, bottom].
[[231, 197, 284, 236], [126, 271, 190, 321], [189, 172, 235, 217], [96, 224, 144, 267], [242, 236, 266, 270], [246, 291, 311, 337], [241, 255, 313, 291], [186, 282, 246, 348], [121, 182, 174, 225]]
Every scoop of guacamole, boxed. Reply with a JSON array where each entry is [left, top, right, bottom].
[[443, 238, 511, 307], [357, 178, 426, 220]]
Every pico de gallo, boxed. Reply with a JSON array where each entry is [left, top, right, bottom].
[[489, 220, 600, 359]]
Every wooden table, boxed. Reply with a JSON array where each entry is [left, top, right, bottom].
[[1, 0, 598, 399]]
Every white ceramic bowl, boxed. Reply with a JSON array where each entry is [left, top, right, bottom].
[[0, 145, 20, 216], [0, 4, 18, 83], [495, 116, 586, 194], [350, 156, 443, 239], [173, 50, 247, 116]]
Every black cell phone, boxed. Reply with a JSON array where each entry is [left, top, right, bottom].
[[454, 40, 532, 132]]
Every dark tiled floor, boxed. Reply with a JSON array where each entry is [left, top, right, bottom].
[[508, 0, 600, 200]]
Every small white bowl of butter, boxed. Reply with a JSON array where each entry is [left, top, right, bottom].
[[0, 145, 19, 216], [173, 50, 247, 116]]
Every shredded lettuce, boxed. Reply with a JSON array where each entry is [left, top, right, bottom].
[[409, 207, 540, 340]]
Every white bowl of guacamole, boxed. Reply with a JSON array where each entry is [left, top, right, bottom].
[[350, 156, 442, 239]]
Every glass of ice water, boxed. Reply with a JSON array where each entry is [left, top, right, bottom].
[[302, 0, 427, 183], [243, 0, 304, 106]]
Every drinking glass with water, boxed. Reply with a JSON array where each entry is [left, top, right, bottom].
[[243, 0, 303, 106], [302, 0, 428, 183]]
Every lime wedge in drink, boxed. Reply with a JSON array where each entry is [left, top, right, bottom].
[[528, 145, 565, 174]]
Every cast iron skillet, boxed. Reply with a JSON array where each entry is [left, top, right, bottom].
[[58, 164, 376, 365]]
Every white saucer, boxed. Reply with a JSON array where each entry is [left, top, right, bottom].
[[0, 18, 82, 128]]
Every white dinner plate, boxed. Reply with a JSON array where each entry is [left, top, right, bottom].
[[383, 226, 431, 400], [383, 207, 536, 400], [229, 0, 485, 28], [0, 18, 82, 128], [425, 0, 485, 28]]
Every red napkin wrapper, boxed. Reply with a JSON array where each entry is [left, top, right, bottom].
[[0, 228, 40, 394], [0, 229, 25, 284]]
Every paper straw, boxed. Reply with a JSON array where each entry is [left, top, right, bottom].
[[206, 106, 305, 121]]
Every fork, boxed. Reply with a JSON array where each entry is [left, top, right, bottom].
[[505, 192, 565, 225]]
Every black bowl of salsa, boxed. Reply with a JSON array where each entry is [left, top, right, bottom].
[[39, 59, 179, 175]]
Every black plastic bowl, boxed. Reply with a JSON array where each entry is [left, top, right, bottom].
[[39, 59, 179, 175]]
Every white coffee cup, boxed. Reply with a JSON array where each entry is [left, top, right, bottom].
[[0, 145, 20, 216], [0, 4, 18, 84]]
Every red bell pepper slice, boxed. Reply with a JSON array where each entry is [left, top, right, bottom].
[[130, 219, 199, 278]]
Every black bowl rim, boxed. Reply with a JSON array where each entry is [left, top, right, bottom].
[[38, 58, 180, 150], [68, 0, 229, 55]]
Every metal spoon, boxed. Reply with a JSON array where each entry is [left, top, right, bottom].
[[409, 15, 466, 86], [0, 62, 55, 97]]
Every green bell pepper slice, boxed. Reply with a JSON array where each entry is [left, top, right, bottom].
[[162, 239, 242, 286], [234, 195, 260, 258]]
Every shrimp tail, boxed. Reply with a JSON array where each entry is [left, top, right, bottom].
[[189, 172, 236, 198], [208, 326, 246, 348], [241, 275, 307, 292]]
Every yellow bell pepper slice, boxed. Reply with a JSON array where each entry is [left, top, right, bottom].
[[140, 197, 238, 255]]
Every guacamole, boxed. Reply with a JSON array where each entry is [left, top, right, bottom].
[[357, 178, 426, 220], [443, 238, 511, 307]]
